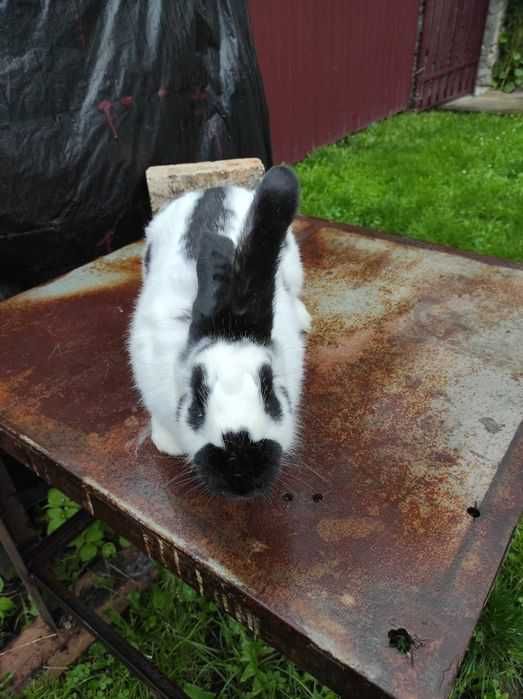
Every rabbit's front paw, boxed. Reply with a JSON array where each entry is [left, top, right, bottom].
[[151, 419, 184, 456]]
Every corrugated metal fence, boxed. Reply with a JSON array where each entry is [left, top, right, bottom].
[[414, 0, 490, 109], [249, 0, 420, 163], [249, 0, 490, 163]]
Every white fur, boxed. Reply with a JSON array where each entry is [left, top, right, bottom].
[[128, 184, 310, 459]]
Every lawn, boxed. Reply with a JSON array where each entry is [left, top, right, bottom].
[[296, 111, 523, 263], [2, 111, 523, 699]]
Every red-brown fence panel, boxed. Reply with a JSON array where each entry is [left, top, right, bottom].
[[249, 0, 420, 163], [414, 0, 490, 109]]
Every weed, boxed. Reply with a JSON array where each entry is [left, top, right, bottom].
[[493, 0, 523, 93], [45, 488, 125, 583], [10, 569, 337, 699], [0, 577, 16, 625]]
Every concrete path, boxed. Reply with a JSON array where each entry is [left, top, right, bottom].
[[440, 89, 523, 114]]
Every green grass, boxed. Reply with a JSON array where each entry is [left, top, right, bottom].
[[295, 111, 523, 262], [4, 570, 336, 699], [2, 111, 523, 699]]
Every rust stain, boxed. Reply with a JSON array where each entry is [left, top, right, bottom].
[[91, 255, 142, 277], [0, 220, 522, 699], [0, 279, 140, 437], [317, 517, 385, 542], [249, 540, 270, 554], [340, 593, 357, 608]]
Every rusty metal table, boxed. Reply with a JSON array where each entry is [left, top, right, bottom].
[[0, 217, 522, 699]]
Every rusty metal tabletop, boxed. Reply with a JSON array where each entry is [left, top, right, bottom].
[[0, 217, 522, 699]]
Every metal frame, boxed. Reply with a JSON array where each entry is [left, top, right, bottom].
[[0, 457, 56, 630], [0, 517, 57, 632], [0, 456, 38, 551], [0, 477, 188, 699], [1, 217, 522, 699]]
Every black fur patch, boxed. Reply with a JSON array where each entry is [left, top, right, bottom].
[[228, 166, 299, 342], [144, 243, 152, 273], [185, 187, 227, 259], [193, 431, 282, 498], [187, 365, 209, 430], [189, 167, 299, 344], [259, 364, 282, 420], [189, 233, 235, 343]]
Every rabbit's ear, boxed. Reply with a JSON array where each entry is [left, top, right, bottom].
[[230, 166, 299, 342], [190, 167, 299, 344]]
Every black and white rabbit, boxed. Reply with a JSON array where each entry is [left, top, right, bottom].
[[129, 166, 310, 498]]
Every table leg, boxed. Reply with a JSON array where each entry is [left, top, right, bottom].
[[0, 515, 57, 631]]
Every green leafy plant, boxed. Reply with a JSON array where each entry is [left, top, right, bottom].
[[45, 489, 119, 581], [14, 595, 39, 631], [14, 570, 338, 698], [0, 576, 16, 625], [183, 683, 215, 699], [493, 0, 523, 92]]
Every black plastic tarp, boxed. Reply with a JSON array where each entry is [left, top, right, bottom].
[[0, 0, 272, 289]]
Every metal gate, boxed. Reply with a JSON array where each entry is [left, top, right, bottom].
[[414, 0, 490, 109]]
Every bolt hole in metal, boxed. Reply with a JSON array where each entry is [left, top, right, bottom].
[[282, 493, 324, 503], [388, 627, 414, 654], [283, 493, 323, 502], [467, 506, 480, 518]]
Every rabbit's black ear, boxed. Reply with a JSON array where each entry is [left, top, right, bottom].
[[231, 166, 299, 343], [189, 167, 299, 344]]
